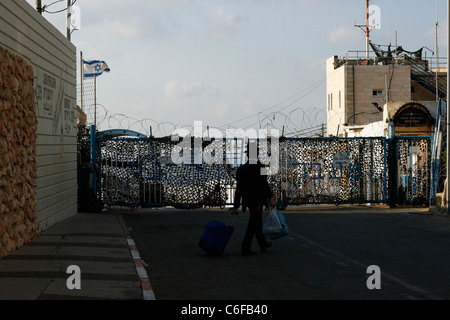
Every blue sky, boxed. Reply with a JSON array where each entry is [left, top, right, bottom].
[[26, 0, 448, 137]]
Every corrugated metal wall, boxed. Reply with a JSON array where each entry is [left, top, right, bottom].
[[0, 0, 77, 231]]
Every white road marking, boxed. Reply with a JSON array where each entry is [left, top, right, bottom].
[[290, 232, 442, 300]]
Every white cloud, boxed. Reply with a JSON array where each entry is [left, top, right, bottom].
[[328, 25, 360, 45], [241, 100, 258, 117], [109, 20, 140, 38], [164, 80, 207, 98], [208, 7, 248, 36], [308, 58, 326, 71], [215, 102, 230, 118], [83, 19, 140, 39]]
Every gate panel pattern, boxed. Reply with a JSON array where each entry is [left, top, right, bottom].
[[99, 138, 235, 208], [395, 137, 431, 205], [99, 139, 163, 206], [97, 136, 431, 208], [272, 138, 387, 205]]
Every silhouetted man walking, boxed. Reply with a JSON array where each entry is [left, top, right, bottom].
[[232, 141, 276, 256]]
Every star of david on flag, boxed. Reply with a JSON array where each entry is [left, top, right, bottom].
[[83, 60, 110, 79]]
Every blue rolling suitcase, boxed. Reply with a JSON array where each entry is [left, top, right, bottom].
[[199, 216, 236, 256]]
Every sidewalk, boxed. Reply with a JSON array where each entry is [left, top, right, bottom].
[[0, 211, 149, 300]]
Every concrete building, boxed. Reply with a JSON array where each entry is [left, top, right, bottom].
[[326, 43, 446, 138]]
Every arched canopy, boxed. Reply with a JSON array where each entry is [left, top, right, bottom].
[[98, 129, 147, 138]]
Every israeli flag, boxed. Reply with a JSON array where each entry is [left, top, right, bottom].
[[83, 60, 110, 79]]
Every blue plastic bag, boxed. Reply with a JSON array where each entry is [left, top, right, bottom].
[[267, 209, 289, 240]]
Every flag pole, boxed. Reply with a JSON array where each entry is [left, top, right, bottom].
[[94, 74, 97, 128], [80, 51, 83, 113]]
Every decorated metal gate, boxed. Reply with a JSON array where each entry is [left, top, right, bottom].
[[98, 137, 237, 209], [272, 137, 388, 206], [95, 134, 432, 208], [393, 136, 432, 205]]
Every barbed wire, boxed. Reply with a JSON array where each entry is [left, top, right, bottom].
[[78, 78, 330, 138]]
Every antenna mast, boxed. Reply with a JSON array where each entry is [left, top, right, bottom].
[[435, 0, 439, 101], [355, 0, 375, 59]]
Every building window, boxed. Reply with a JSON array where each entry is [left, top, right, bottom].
[[373, 89, 384, 97]]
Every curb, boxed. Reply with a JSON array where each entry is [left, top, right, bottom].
[[127, 239, 155, 300]]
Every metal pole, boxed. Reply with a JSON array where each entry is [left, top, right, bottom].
[[365, 0, 370, 59], [36, 0, 42, 14], [94, 75, 97, 127], [90, 125, 96, 194], [80, 51, 83, 113], [447, 0, 449, 213], [66, 0, 72, 40], [436, 0, 440, 102]]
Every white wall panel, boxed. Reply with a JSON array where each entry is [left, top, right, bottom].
[[1, 0, 78, 231]]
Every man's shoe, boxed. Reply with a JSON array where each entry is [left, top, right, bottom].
[[261, 242, 272, 252]]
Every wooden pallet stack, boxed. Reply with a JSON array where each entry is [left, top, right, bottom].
[[0, 46, 39, 258]]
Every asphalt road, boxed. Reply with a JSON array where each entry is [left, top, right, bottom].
[[121, 205, 450, 301]]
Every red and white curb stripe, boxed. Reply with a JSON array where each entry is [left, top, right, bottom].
[[127, 239, 155, 300]]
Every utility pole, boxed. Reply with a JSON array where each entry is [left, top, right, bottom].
[[36, 0, 42, 14], [66, 0, 72, 40]]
